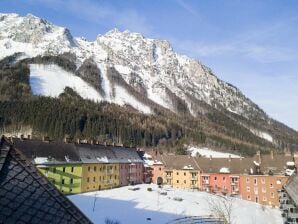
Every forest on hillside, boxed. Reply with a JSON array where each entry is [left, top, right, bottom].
[[0, 54, 297, 156]]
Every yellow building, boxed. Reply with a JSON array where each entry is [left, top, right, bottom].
[[165, 168, 200, 189], [81, 163, 120, 192], [151, 154, 201, 189], [38, 164, 83, 194]]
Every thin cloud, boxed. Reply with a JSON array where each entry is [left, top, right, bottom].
[[26, 0, 152, 36], [176, 0, 200, 17]]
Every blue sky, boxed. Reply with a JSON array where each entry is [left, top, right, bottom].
[[1, 0, 298, 130]]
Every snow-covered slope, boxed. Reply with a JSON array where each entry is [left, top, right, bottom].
[[187, 146, 241, 158], [0, 13, 268, 121], [29, 64, 102, 102]]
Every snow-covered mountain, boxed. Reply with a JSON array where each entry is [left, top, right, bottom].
[[0, 13, 265, 117], [1, 13, 297, 147]]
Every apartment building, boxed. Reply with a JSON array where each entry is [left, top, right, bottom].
[[13, 138, 83, 194], [154, 154, 201, 189]]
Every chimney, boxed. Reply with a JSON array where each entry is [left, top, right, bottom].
[[20, 134, 24, 140], [104, 141, 107, 146], [209, 155, 212, 160], [90, 139, 94, 145], [228, 154, 231, 162], [256, 150, 261, 164], [270, 150, 274, 160], [27, 135, 31, 140], [77, 138, 80, 144]]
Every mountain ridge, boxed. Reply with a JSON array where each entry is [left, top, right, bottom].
[[0, 12, 297, 153]]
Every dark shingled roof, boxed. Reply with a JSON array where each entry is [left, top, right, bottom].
[[284, 174, 298, 206], [13, 139, 81, 164], [13, 139, 143, 165], [0, 137, 92, 224]]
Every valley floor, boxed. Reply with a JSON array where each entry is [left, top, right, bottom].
[[68, 184, 282, 224]]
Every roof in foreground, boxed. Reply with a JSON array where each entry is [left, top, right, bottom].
[[0, 136, 92, 224]]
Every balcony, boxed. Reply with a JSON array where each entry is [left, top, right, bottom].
[[106, 170, 113, 175], [191, 176, 198, 180]]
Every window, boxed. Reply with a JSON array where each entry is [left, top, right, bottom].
[[262, 187, 266, 193], [271, 192, 274, 198], [99, 176, 101, 181], [247, 186, 250, 192], [53, 167, 56, 173], [71, 167, 74, 173], [270, 183, 273, 188], [254, 178, 257, 185], [177, 180, 179, 183], [184, 180, 186, 184], [62, 179, 65, 185], [63, 167, 66, 173], [184, 172, 186, 176], [261, 178, 265, 184], [94, 167, 97, 171], [176, 172, 179, 175], [87, 177, 90, 182], [246, 178, 250, 183], [70, 189, 72, 193], [247, 195, 251, 200], [159, 168, 162, 171], [115, 175, 117, 180], [93, 177, 96, 182], [214, 177, 217, 181], [263, 196, 267, 201], [223, 177, 226, 181], [88, 167, 91, 172], [70, 178, 73, 184]]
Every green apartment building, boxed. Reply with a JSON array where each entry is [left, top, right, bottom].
[[13, 139, 83, 194]]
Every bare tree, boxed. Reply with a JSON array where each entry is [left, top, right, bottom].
[[206, 195, 234, 224]]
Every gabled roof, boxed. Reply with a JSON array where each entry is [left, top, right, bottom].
[[284, 174, 298, 206], [195, 157, 253, 174], [155, 154, 201, 170], [0, 137, 92, 224]]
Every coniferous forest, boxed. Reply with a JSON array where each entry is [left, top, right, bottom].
[[0, 55, 298, 156]]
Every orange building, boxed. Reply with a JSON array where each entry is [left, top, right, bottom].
[[240, 175, 288, 207]]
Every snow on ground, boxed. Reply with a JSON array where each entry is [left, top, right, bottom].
[[114, 85, 152, 114], [250, 129, 273, 143], [69, 184, 282, 224], [187, 146, 241, 158], [29, 64, 102, 102]]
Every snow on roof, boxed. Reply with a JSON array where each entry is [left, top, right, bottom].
[[96, 156, 109, 163], [183, 165, 194, 170], [219, 167, 230, 173], [34, 157, 48, 164], [287, 161, 295, 166], [143, 153, 152, 159], [253, 161, 260, 166]]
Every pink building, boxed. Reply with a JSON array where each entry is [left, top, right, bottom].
[[201, 173, 240, 195], [120, 162, 144, 186], [151, 164, 164, 185]]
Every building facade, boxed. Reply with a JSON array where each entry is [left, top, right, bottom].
[[240, 175, 288, 207], [38, 163, 83, 194], [165, 168, 200, 189], [81, 163, 120, 192]]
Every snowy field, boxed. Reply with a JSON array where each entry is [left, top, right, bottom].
[[187, 146, 241, 158], [69, 184, 282, 224]]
